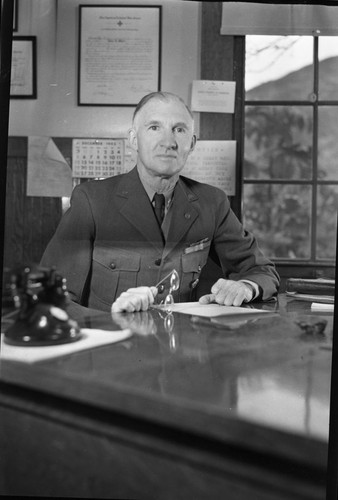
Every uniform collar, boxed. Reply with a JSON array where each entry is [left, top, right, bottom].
[[138, 171, 177, 208]]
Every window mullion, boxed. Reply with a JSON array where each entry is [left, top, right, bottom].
[[311, 37, 319, 262]]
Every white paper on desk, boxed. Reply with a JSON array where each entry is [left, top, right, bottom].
[[311, 302, 335, 312], [0, 328, 132, 364], [191, 80, 236, 113], [154, 302, 269, 317]]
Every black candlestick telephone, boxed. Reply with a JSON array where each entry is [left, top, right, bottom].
[[4, 265, 81, 346]]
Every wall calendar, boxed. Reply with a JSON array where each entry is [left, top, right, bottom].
[[72, 138, 125, 178]]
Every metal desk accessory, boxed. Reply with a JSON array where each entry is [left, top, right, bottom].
[[155, 269, 180, 309], [4, 265, 81, 346]]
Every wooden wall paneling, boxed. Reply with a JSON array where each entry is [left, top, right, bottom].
[[232, 35, 246, 220], [4, 137, 62, 272], [4, 137, 27, 269], [200, 2, 244, 220], [23, 194, 62, 266], [200, 2, 234, 141], [198, 2, 239, 286]]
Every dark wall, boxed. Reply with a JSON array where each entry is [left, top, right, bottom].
[[4, 137, 62, 271]]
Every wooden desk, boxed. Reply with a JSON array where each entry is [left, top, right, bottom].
[[0, 295, 333, 499]]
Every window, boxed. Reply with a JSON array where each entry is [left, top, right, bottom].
[[243, 35, 338, 267]]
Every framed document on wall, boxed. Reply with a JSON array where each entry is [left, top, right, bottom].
[[78, 5, 162, 106], [10, 36, 37, 98]]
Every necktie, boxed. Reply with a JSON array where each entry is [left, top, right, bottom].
[[153, 193, 165, 227]]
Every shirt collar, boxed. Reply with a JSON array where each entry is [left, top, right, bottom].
[[139, 176, 177, 207]]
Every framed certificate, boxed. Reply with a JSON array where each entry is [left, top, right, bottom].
[[10, 36, 37, 98], [78, 5, 162, 106]]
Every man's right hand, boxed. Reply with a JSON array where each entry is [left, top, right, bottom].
[[111, 286, 158, 313]]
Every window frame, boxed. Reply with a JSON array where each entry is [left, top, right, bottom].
[[234, 35, 337, 280]]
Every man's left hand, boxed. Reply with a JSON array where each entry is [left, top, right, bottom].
[[199, 279, 254, 307]]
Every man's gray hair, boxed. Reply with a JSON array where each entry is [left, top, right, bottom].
[[132, 91, 194, 126]]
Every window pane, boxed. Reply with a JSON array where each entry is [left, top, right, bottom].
[[243, 184, 311, 260], [244, 106, 313, 180], [245, 35, 314, 101], [318, 106, 338, 181], [317, 185, 338, 260], [318, 37, 338, 101]]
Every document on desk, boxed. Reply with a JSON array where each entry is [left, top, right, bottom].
[[0, 328, 132, 364], [311, 302, 335, 312], [155, 302, 270, 317], [286, 292, 334, 304]]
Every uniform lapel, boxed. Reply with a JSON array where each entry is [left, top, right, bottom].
[[116, 168, 164, 249]]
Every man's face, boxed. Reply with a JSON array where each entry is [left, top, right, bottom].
[[129, 98, 196, 180]]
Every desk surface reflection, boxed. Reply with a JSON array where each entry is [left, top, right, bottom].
[[0, 294, 333, 500]]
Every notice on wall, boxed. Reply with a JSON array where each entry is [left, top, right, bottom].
[[181, 141, 236, 195], [191, 80, 236, 114], [72, 139, 126, 178], [27, 137, 72, 197], [10, 38, 35, 97]]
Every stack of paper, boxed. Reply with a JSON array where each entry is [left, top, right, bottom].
[[286, 278, 335, 304]]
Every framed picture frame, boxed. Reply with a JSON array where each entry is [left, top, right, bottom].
[[10, 36, 37, 99], [13, 0, 18, 31], [78, 5, 162, 106]]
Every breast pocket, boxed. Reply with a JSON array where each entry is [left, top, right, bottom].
[[91, 246, 140, 305], [180, 245, 210, 301]]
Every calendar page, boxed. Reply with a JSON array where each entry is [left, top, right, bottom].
[[72, 139, 125, 178]]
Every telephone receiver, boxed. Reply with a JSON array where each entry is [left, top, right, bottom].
[[4, 265, 81, 346]]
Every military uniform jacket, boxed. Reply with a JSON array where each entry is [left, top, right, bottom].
[[40, 167, 279, 312]]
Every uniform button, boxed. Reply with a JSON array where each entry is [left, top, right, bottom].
[[158, 284, 165, 294], [110, 262, 116, 269], [154, 258, 161, 266], [184, 212, 191, 219]]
